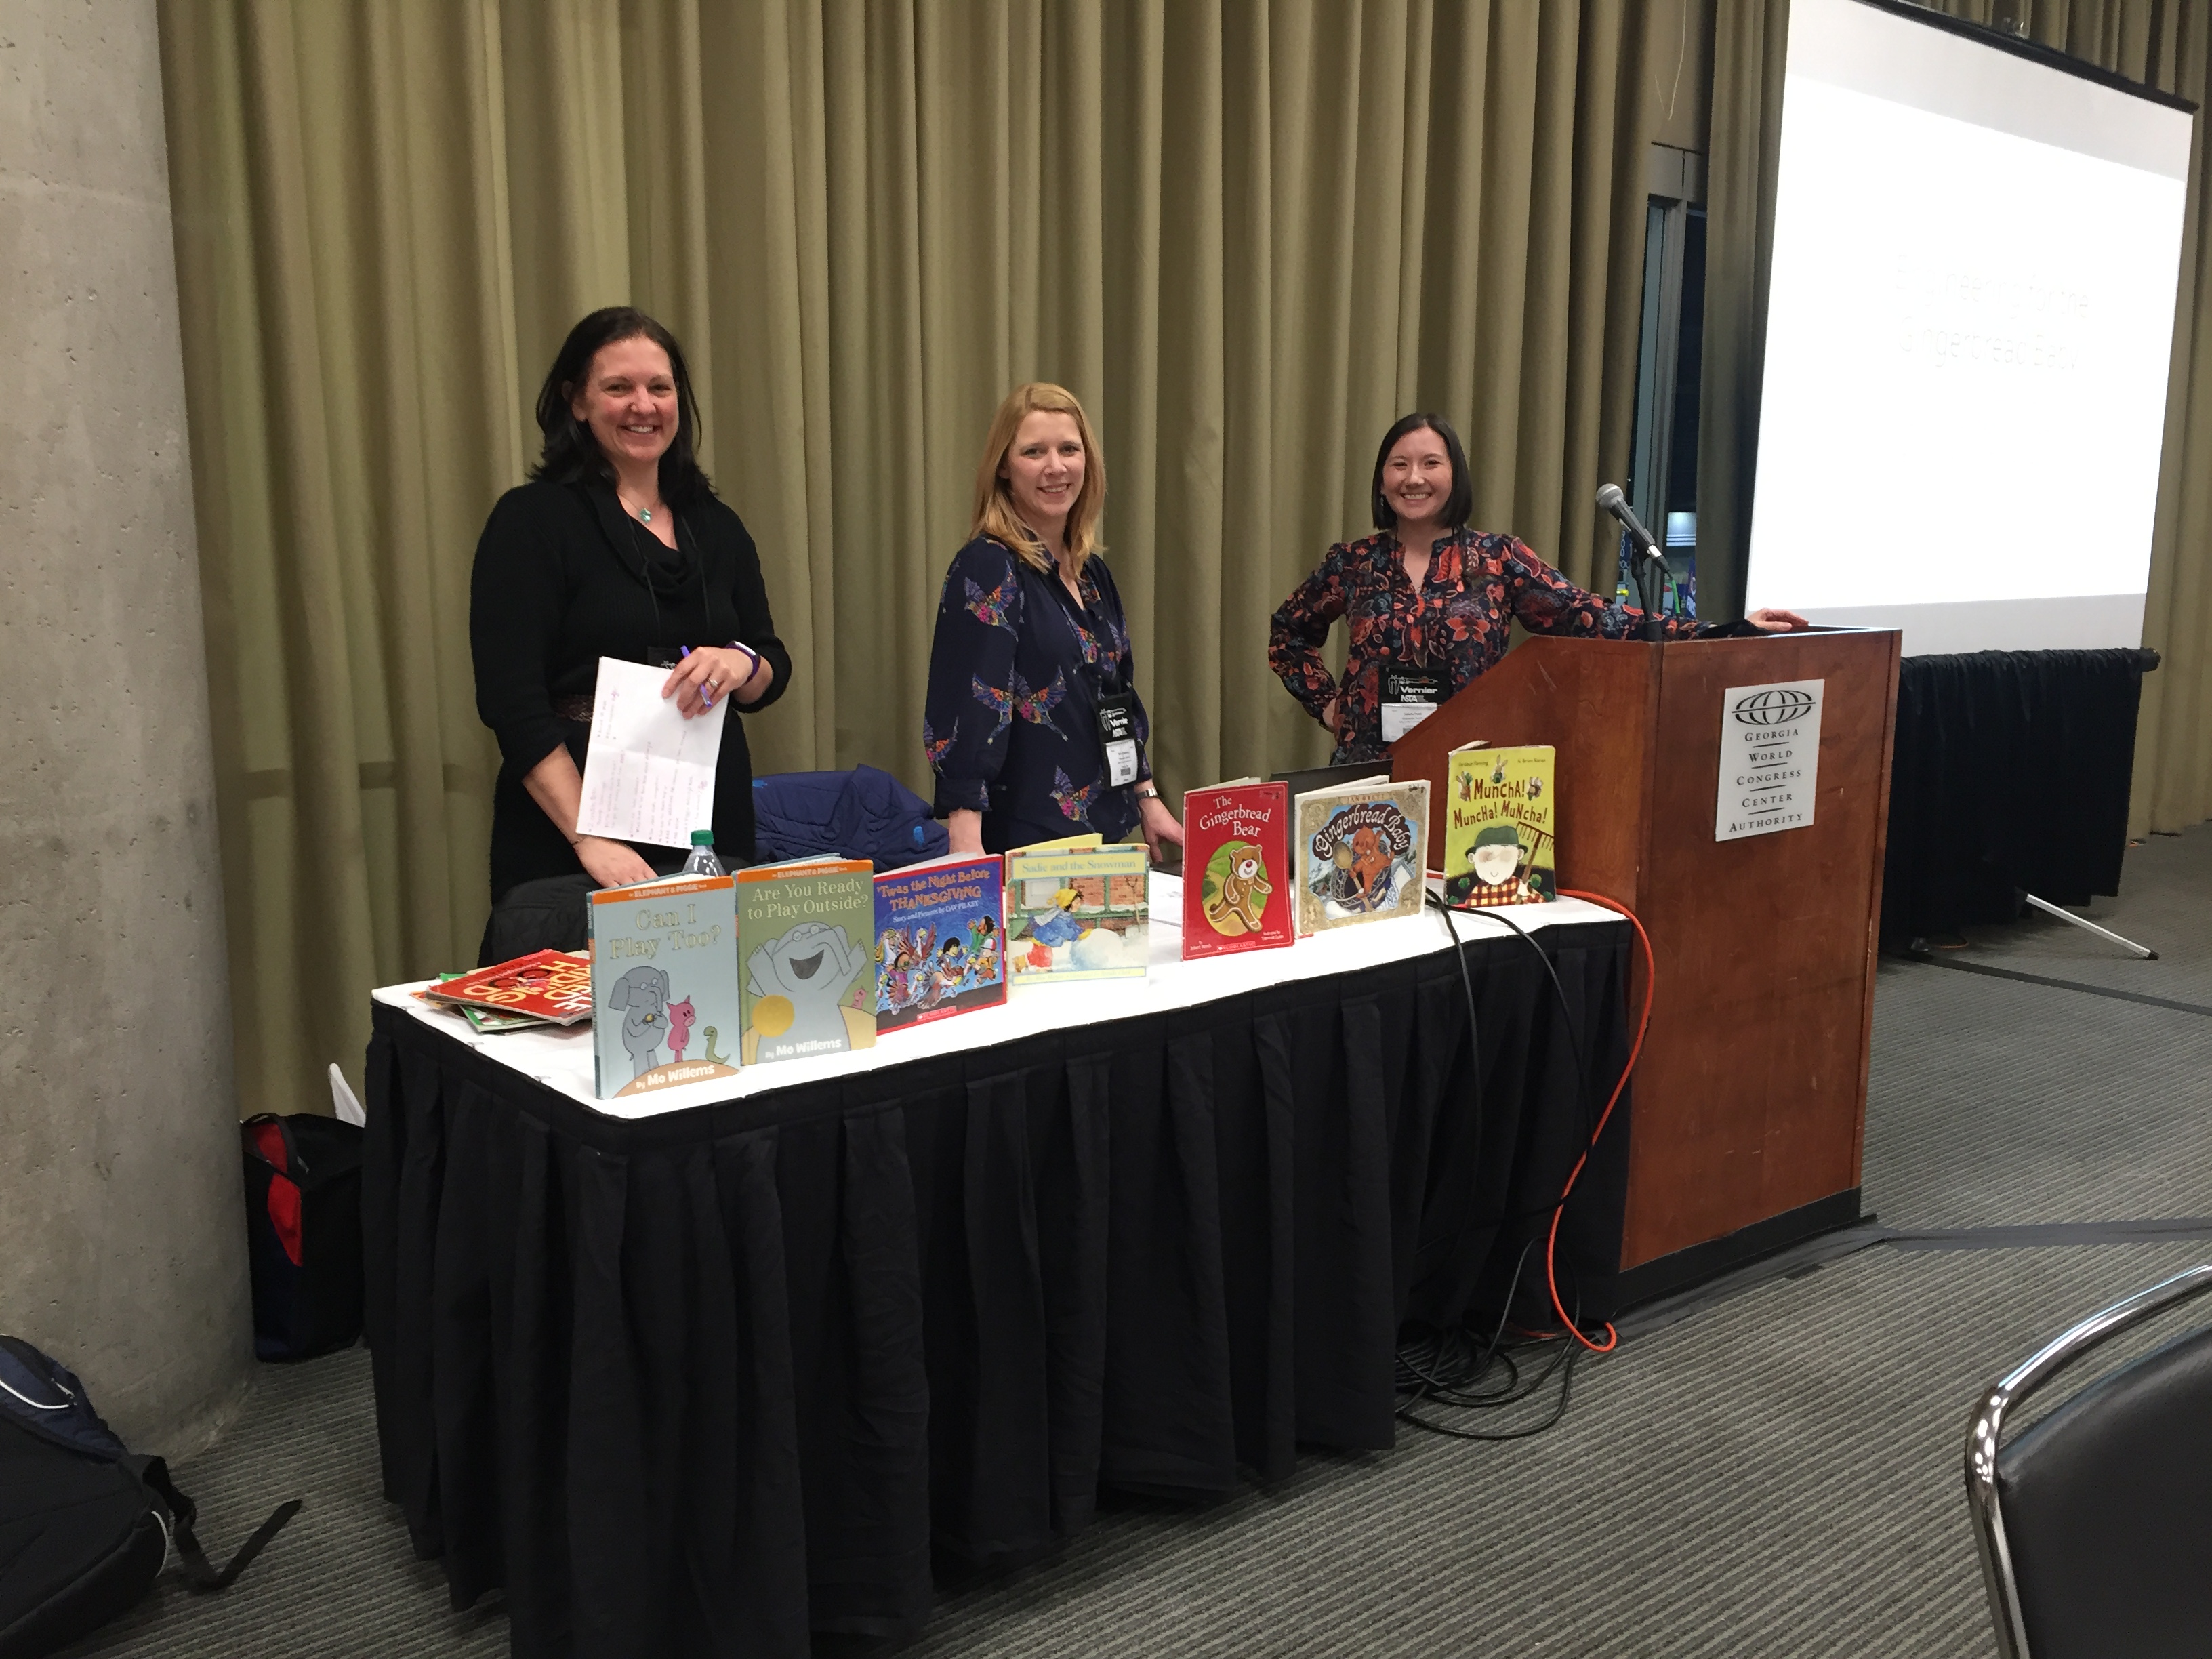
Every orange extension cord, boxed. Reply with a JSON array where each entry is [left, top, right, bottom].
[[1545, 888, 1658, 1355]]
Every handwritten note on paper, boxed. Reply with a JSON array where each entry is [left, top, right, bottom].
[[574, 657, 729, 848]]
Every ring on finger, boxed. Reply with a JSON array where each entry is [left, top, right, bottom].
[[705, 677, 720, 691]]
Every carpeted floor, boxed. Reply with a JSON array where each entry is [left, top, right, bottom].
[[1923, 825, 2212, 1007], [60, 825, 2212, 1659]]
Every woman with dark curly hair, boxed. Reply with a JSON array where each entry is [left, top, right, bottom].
[[468, 307, 790, 957], [1269, 413, 1804, 765]]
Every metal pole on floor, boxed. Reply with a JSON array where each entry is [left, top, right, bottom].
[[2022, 893, 2158, 960]]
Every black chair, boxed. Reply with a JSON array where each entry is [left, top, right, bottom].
[[1963, 1263, 2212, 1659]]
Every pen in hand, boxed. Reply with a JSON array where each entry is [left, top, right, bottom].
[[676, 644, 715, 709]]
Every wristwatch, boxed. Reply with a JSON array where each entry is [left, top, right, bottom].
[[1134, 783, 1160, 800]]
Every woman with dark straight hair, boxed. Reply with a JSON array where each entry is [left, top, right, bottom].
[[1269, 412, 1805, 764], [467, 306, 791, 959]]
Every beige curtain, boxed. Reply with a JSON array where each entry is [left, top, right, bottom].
[[1701, 0, 2212, 838], [159, 0, 1693, 1119]]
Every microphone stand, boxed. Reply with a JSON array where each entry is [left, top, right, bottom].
[[1633, 539, 1673, 643], [1595, 487, 1675, 641]]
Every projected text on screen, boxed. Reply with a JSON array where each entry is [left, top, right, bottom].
[[1743, 0, 2192, 656]]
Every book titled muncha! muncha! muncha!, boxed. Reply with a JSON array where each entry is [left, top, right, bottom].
[[738, 857, 877, 1065], [1443, 743, 1557, 908], [586, 874, 741, 1099]]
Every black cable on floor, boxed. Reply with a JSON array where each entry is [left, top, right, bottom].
[[1395, 1238, 1583, 1443], [1403, 893, 1633, 1442]]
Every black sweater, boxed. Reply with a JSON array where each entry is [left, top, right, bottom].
[[469, 478, 792, 900]]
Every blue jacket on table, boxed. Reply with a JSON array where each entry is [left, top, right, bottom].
[[923, 535, 1152, 844]]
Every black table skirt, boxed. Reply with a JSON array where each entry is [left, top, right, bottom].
[[1883, 647, 2155, 944], [361, 919, 1631, 1658]]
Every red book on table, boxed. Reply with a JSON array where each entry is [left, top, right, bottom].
[[421, 949, 595, 1025], [1179, 779, 1294, 960]]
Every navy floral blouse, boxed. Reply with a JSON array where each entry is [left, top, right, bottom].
[[1269, 528, 1715, 764], [924, 536, 1151, 844]]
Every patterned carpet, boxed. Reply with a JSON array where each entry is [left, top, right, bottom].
[[61, 824, 2212, 1659]]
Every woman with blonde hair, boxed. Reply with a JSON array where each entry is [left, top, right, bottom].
[[924, 382, 1183, 859]]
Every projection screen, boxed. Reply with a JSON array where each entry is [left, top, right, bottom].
[[1743, 0, 2194, 655]]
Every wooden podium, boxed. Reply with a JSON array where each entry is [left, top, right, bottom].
[[1390, 628, 1902, 1299]]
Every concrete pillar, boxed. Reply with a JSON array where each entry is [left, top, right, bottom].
[[0, 0, 252, 1452]]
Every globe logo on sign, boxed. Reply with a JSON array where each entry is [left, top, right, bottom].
[[1732, 687, 1815, 726]]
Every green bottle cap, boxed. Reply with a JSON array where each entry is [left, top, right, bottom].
[[691, 830, 714, 845]]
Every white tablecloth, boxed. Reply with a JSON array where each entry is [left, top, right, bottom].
[[373, 874, 1620, 1120]]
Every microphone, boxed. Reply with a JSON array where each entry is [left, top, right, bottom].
[[1595, 483, 1668, 569]]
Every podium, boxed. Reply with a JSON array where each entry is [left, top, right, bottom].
[[1390, 628, 1902, 1300]]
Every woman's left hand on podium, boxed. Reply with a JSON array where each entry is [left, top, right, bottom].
[[1746, 608, 1810, 632]]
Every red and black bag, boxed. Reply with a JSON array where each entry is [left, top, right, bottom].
[[241, 1113, 364, 1362]]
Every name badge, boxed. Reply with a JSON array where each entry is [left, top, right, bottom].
[[1380, 665, 1443, 743], [1095, 693, 1141, 787]]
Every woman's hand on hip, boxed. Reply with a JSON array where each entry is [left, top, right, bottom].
[[661, 645, 762, 718], [575, 834, 659, 888], [1321, 698, 1340, 735], [1137, 794, 1184, 863]]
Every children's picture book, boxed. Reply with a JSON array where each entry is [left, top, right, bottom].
[[738, 858, 877, 1065], [873, 854, 1006, 1033], [1180, 779, 1294, 960], [1442, 743, 1557, 908], [415, 974, 554, 1033], [586, 876, 741, 1099], [422, 949, 595, 1025], [1004, 841, 1150, 982], [1293, 777, 1431, 935]]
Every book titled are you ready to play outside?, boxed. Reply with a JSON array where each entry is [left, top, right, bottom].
[[1179, 779, 1294, 960], [1292, 775, 1430, 935], [588, 874, 741, 1099], [738, 858, 878, 1065], [1442, 744, 1557, 908], [872, 853, 1008, 1033]]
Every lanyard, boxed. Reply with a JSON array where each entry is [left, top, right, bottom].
[[1046, 560, 1141, 785], [1378, 537, 1452, 740]]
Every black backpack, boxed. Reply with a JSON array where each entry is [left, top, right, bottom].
[[0, 1338, 298, 1658]]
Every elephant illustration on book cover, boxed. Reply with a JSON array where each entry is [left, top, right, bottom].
[[743, 922, 874, 1064], [606, 965, 675, 1080]]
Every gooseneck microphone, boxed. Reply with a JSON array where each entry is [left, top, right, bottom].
[[1595, 483, 1665, 562], [1596, 483, 1672, 642]]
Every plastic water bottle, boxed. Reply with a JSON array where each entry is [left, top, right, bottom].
[[682, 830, 724, 876]]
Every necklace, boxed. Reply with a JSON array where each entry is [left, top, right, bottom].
[[620, 487, 663, 525]]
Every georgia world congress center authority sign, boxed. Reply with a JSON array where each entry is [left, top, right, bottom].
[[1715, 678, 1824, 842]]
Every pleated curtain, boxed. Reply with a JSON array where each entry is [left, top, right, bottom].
[[157, 1, 1683, 1119], [1702, 0, 2212, 840]]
